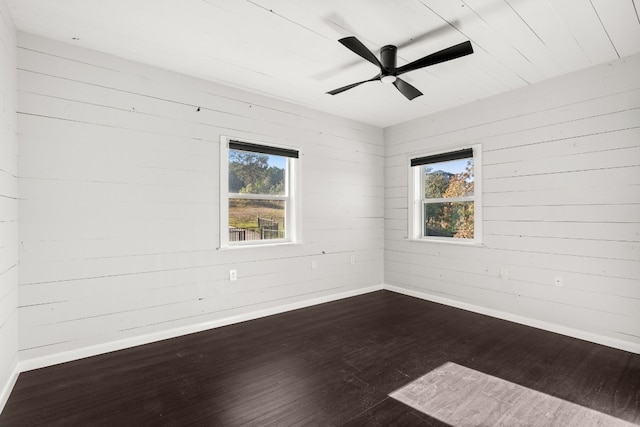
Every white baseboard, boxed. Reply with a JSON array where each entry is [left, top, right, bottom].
[[383, 284, 640, 355], [18, 284, 384, 373], [0, 360, 20, 415]]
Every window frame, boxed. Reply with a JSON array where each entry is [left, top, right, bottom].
[[408, 144, 482, 245], [219, 136, 300, 248]]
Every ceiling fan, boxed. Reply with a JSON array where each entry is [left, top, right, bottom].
[[327, 37, 474, 100]]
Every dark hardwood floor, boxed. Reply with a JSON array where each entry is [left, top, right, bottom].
[[2, 290, 639, 426]]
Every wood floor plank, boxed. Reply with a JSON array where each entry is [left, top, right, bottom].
[[1, 290, 639, 426]]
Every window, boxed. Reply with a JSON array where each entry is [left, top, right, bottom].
[[220, 137, 299, 247], [409, 145, 482, 244]]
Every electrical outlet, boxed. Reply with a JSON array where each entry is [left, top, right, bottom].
[[554, 276, 563, 287], [350, 255, 355, 265], [500, 268, 508, 279], [229, 269, 237, 281], [311, 260, 317, 270]]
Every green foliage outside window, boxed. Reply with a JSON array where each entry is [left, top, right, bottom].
[[424, 160, 474, 239], [229, 150, 285, 195], [228, 149, 287, 238]]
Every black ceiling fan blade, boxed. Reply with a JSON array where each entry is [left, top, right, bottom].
[[327, 76, 380, 95], [395, 41, 473, 76], [393, 78, 423, 100], [338, 36, 383, 69]]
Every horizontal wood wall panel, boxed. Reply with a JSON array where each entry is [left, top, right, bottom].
[[385, 95, 640, 159], [385, 228, 639, 260], [484, 125, 640, 164], [385, 239, 639, 281], [19, 259, 378, 328], [19, 268, 380, 356], [17, 44, 383, 151], [384, 119, 640, 171], [483, 147, 640, 179], [18, 137, 216, 174], [484, 220, 640, 243], [384, 248, 639, 299], [384, 53, 640, 349], [483, 235, 638, 261], [483, 204, 640, 223], [483, 166, 640, 193], [0, 0, 18, 411], [385, 259, 638, 318], [17, 33, 384, 361], [17, 246, 383, 291], [483, 186, 640, 207]]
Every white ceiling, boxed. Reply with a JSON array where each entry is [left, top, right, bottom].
[[5, 0, 640, 127]]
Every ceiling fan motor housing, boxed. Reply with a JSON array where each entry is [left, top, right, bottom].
[[380, 45, 397, 73]]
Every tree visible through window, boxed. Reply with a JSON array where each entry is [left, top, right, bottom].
[[410, 146, 481, 243], [222, 139, 298, 246], [423, 159, 474, 238]]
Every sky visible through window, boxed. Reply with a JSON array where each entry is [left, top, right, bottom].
[[268, 154, 286, 169], [429, 158, 468, 175]]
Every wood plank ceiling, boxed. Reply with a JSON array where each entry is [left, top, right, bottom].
[[5, 0, 640, 127]]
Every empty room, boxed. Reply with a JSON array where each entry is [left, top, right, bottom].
[[1, 0, 639, 425]]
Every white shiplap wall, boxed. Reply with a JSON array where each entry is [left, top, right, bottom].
[[17, 33, 384, 364], [0, 0, 18, 410], [385, 53, 640, 351]]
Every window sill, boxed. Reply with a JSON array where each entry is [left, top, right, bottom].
[[406, 237, 484, 247], [218, 241, 303, 250]]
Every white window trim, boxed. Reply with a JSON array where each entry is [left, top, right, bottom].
[[219, 136, 301, 249], [408, 144, 482, 245]]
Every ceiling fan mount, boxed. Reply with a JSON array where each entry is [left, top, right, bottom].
[[380, 45, 397, 69], [327, 37, 474, 100]]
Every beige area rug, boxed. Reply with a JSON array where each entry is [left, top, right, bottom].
[[390, 362, 636, 426]]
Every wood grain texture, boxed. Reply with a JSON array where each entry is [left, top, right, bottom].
[[16, 33, 384, 362], [2, 291, 639, 426], [384, 52, 640, 349], [0, 0, 19, 412]]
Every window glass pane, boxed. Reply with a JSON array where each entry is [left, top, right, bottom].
[[424, 201, 474, 239], [229, 149, 286, 195], [228, 198, 285, 241], [423, 158, 474, 199]]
